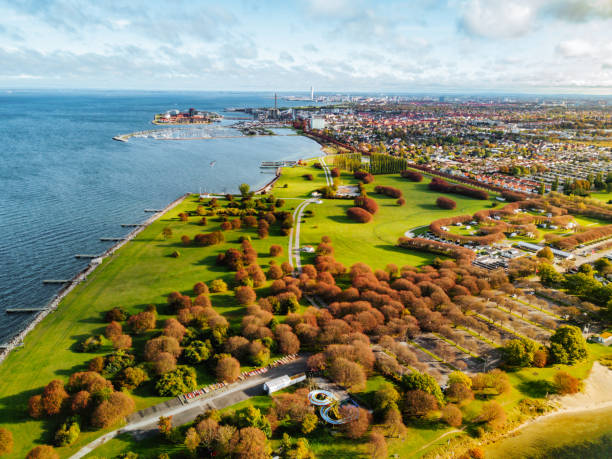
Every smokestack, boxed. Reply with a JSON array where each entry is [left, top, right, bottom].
[[310, 86, 314, 101], [274, 93, 277, 110]]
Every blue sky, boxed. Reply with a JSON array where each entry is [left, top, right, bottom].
[[1, 0, 612, 93]]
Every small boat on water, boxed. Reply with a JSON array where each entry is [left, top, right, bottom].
[[210, 161, 216, 167]]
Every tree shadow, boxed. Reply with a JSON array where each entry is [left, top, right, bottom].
[[417, 203, 440, 211], [517, 379, 556, 398]]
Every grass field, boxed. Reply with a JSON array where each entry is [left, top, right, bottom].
[[298, 172, 495, 271]]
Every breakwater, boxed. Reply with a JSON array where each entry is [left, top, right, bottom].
[[0, 193, 190, 364]]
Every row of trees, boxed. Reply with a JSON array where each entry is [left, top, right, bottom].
[[429, 177, 489, 200]]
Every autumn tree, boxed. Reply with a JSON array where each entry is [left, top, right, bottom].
[[41, 380, 69, 416], [216, 355, 241, 382], [372, 382, 400, 414], [184, 426, 200, 453], [90, 392, 135, 429], [158, 415, 173, 439], [477, 401, 506, 430], [403, 390, 438, 418], [341, 407, 371, 439], [441, 404, 462, 427], [229, 427, 271, 459], [328, 357, 366, 391]]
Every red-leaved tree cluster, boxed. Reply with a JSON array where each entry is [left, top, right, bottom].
[[429, 177, 488, 200]]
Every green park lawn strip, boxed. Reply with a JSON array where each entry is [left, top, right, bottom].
[[515, 297, 564, 320], [474, 313, 532, 342], [493, 305, 555, 334]]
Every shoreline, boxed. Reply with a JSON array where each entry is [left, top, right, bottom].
[[0, 192, 190, 364]]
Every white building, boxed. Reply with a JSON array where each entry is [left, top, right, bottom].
[[310, 117, 326, 130], [263, 374, 307, 394]]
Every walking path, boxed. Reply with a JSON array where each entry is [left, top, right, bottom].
[[70, 357, 307, 458], [319, 156, 332, 187]]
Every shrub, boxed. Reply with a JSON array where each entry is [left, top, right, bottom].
[[554, 371, 581, 394], [347, 207, 373, 223], [118, 367, 147, 390], [145, 336, 181, 361], [105, 307, 128, 322], [354, 196, 379, 214], [436, 196, 457, 210], [128, 311, 156, 334], [477, 401, 506, 429], [269, 245, 283, 257], [441, 404, 462, 427], [220, 221, 232, 231], [26, 445, 59, 459], [397, 198, 405, 206], [54, 419, 80, 447], [236, 286, 257, 305], [303, 174, 314, 181], [400, 170, 423, 182], [170, 250, 180, 258], [331, 167, 340, 177], [429, 177, 488, 200], [374, 185, 403, 198], [0, 428, 12, 455], [210, 279, 228, 293], [194, 231, 225, 246]]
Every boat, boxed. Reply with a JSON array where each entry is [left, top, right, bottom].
[[210, 161, 216, 167]]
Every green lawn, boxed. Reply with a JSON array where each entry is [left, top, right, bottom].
[[298, 172, 495, 270]]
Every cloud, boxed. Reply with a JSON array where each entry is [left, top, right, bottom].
[[555, 39, 595, 57], [279, 51, 294, 63], [458, 0, 536, 38]]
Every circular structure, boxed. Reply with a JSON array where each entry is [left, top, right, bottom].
[[308, 389, 335, 406], [307, 390, 360, 425]]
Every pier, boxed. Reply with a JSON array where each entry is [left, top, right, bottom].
[[144, 209, 163, 213], [260, 160, 298, 168], [43, 279, 71, 284], [100, 237, 126, 242], [121, 223, 145, 227], [6, 308, 48, 314], [75, 254, 102, 259]]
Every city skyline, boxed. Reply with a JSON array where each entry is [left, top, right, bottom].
[[1, 0, 612, 94]]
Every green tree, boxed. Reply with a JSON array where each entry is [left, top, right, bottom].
[[400, 372, 443, 403], [503, 339, 538, 367], [447, 371, 472, 389], [301, 413, 318, 435], [549, 325, 588, 364], [538, 263, 563, 286], [235, 406, 272, 438], [372, 382, 400, 414], [536, 247, 554, 262], [239, 183, 251, 198], [155, 366, 197, 397]]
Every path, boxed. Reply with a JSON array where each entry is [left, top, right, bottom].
[[70, 357, 307, 458], [288, 198, 317, 273], [319, 156, 332, 187], [409, 428, 464, 457]]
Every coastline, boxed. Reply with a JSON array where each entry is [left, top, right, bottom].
[[0, 192, 190, 364]]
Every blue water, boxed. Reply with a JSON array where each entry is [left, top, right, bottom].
[[0, 91, 322, 341]]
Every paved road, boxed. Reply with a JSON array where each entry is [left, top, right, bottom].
[[319, 156, 332, 187], [70, 357, 307, 458]]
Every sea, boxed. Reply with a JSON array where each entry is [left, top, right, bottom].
[[0, 90, 323, 342]]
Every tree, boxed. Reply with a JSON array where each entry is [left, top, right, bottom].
[[372, 382, 400, 414], [184, 426, 200, 453], [441, 404, 462, 427], [503, 339, 538, 367], [90, 392, 135, 429], [210, 279, 228, 293], [162, 227, 173, 239], [400, 372, 443, 403], [230, 427, 271, 459], [119, 367, 147, 390], [537, 246, 554, 262], [158, 416, 173, 439], [235, 406, 272, 438], [54, 419, 80, 446], [533, 349, 548, 368], [328, 357, 366, 391], [403, 390, 438, 418], [128, 311, 156, 334], [41, 380, 69, 416], [341, 407, 371, 439], [216, 355, 241, 382], [239, 183, 251, 198], [301, 413, 318, 435], [538, 263, 563, 285], [112, 334, 132, 350], [554, 371, 581, 394], [155, 366, 197, 396], [383, 406, 406, 438], [446, 380, 474, 404], [549, 325, 588, 364], [236, 285, 257, 305], [197, 418, 219, 452], [347, 207, 373, 223], [368, 431, 388, 459], [0, 428, 13, 456], [277, 330, 300, 355], [25, 445, 59, 459], [477, 401, 506, 429]]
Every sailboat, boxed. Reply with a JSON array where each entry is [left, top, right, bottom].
[[210, 160, 216, 167]]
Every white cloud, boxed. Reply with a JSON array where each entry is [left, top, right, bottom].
[[458, 0, 536, 38], [556, 39, 595, 57]]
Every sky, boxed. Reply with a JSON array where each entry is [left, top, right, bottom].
[[1, 0, 612, 94]]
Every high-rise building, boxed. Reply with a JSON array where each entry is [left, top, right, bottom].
[[310, 86, 314, 101]]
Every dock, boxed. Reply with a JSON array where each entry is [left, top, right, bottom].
[[100, 237, 126, 242], [75, 254, 102, 259], [144, 209, 163, 213], [6, 308, 48, 314], [260, 160, 298, 168], [43, 279, 71, 284], [121, 223, 145, 227]]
